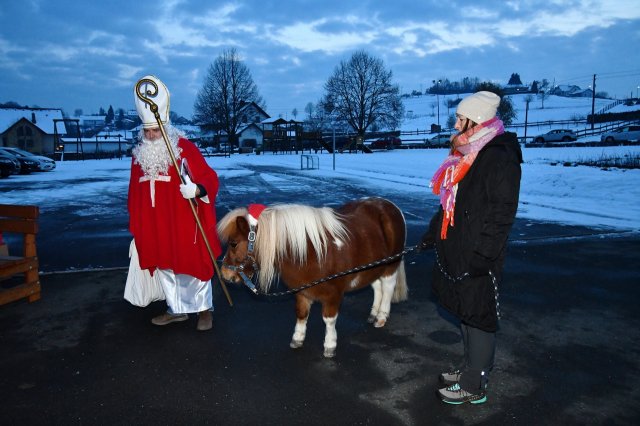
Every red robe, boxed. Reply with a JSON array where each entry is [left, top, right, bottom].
[[128, 138, 222, 281]]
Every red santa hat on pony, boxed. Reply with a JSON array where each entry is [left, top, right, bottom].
[[134, 74, 171, 129], [247, 204, 267, 226]]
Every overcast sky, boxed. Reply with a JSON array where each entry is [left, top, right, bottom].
[[1, 0, 639, 120]]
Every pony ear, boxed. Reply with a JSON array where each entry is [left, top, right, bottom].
[[236, 215, 250, 236]]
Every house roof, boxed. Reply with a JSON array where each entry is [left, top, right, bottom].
[[239, 101, 270, 119], [0, 107, 66, 135]]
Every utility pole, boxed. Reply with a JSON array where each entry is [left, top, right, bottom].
[[590, 74, 596, 130], [433, 79, 441, 132]]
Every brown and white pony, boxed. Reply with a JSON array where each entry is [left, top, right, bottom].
[[217, 197, 408, 358]]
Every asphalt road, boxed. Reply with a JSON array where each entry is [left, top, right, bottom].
[[1, 161, 639, 425]]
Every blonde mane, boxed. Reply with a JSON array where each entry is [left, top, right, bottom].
[[217, 205, 349, 292], [256, 204, 348, 291]]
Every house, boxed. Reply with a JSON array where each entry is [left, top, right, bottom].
[[78, 115, 107, 134], [237, 123, 263, 148], [0, 107, 66, 155], [550, 85, 594, 98]]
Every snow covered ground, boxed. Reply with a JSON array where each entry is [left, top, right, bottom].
[[2, 145, 639, 232]]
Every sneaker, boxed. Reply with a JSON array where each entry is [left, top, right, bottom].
[[439, 369, 461, 386], [151, 312, 189, 326], [196, 310, 213, 331], [438, 383, 487, 405]]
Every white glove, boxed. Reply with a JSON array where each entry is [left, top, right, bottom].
[[179, 174, 198, 199]]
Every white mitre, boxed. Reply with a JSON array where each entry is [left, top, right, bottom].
[[134, 75, 171, 129]]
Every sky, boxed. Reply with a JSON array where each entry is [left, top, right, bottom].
[[1, 0, 640, 121]]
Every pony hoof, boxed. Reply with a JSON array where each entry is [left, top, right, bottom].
[[374, 318, 387, 328], [367, 314, 376, 323], [290, 340, 304, 349], [323, 347, 336, 358]]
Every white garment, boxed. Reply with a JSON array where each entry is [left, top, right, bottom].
[[124, 238, 213, 313], [156, 269, 213, 314]]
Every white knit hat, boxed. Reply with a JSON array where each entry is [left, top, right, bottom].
[[456, 91, 500, 124], [134, 75, 171, 129]]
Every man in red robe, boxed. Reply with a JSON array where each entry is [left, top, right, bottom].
[[125, 75, 221, 331]]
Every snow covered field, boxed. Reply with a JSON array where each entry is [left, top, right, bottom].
[[2, 145, 639, 232]]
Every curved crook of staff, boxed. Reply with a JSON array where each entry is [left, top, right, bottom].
[[135, 78, 233, 307]]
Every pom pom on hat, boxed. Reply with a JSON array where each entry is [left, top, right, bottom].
[[247, 204, 267, 226], [456, 91, 501, 124], [134, 75, 171, 129]]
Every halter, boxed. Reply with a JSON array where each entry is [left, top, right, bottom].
[[221, 223, 260, 294]]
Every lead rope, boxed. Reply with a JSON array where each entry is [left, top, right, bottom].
[[222, 244, 421, 298]]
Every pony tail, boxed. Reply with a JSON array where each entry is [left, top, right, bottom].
[[392, 260, 408, 302]]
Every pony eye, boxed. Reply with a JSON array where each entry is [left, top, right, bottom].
[[229, 241, 238, 249]]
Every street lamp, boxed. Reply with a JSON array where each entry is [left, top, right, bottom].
[[637, 85, 639, 99], [432, 79, 441, 131]]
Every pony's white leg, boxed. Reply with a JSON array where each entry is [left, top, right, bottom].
[[368, 278, 383, 323], [290, 316, 309, 349], [322, 314, 339, 358], [374, 271, 397, 328]]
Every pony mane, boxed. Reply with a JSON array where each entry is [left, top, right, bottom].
[[256, 204, 348, 291]]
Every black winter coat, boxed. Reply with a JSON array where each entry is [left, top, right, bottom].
[[428, 131, 522, 332]]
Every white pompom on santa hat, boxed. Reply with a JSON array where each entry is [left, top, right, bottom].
[[134, 75, 171, 129], [247, 204, 267, 226]]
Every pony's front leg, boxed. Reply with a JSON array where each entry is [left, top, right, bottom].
[[290, 294, 312, 349]]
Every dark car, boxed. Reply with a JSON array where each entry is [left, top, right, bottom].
[[370, 136, 402, 150], [0, 151, 21, 177], [0, 148, 39, 174], [0, 147, 56, 171]]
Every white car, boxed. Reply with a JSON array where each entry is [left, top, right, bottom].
[[0, 147, 56, 171], [600, 125, 640, 142], [533, 129, 577, 143]]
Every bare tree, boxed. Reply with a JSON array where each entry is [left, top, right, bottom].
[[322, 50, 403, 136], [194, 48, 264, 148]]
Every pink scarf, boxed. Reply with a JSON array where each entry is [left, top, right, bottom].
[[430, 117, 504, 239]]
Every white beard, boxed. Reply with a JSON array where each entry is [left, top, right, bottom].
[[133, 125, 183, 178]]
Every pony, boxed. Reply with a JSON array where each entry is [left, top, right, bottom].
[[217, 197, 408, 358]]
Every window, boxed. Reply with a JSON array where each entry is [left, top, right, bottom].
[[17, 125, 34, 150]]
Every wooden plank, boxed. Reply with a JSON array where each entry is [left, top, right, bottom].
[[0, 280, 41, 306], [0, 256, 38, 277], [0, 204, 39, 220], [0, 218, 38, 234]]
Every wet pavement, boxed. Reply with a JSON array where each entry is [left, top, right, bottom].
[[1, 161, 639, 425]]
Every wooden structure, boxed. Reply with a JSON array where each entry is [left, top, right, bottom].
[[0, 204, 40, 305]]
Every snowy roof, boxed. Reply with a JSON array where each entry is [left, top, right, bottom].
[[0, 107, 66, 135]]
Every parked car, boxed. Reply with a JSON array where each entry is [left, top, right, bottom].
[[0, 147, 56, 171], [1, 146, 56, 172], [0, 148, 38, 174], [427, 133, 453, 146], [370, 136, 401, 150], [533, 129, 577, 143], [0, 155, 16, 178], [600, 125, 640, 142], [0, 151, 21, 176], [199, 146, 219, 156]]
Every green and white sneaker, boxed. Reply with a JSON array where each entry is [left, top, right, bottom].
[[439, 369, 461, 386], [438, 383, 487, 405]]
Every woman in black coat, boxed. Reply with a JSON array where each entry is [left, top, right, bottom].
[[424, 91, 522, 405]]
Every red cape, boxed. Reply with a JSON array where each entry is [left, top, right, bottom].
[[128, 138, 222, 281]]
